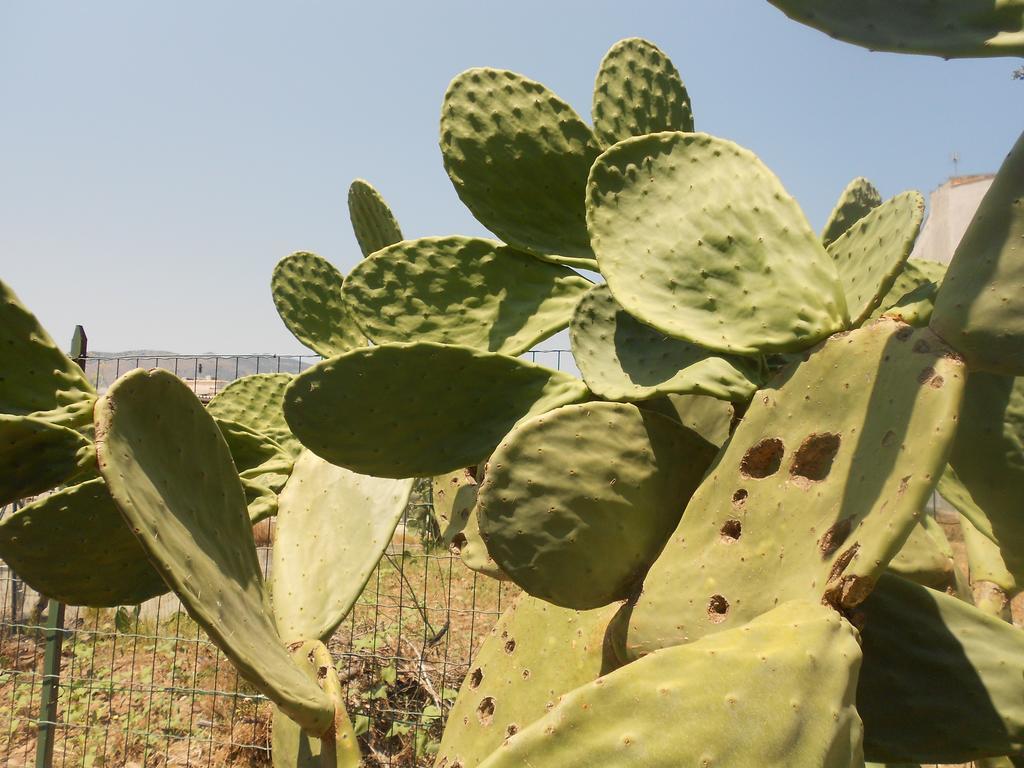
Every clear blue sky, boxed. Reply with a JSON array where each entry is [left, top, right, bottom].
[[2, 2, 1020, 354]]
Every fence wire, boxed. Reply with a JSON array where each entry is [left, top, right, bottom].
[[0, 350, 572, 767]]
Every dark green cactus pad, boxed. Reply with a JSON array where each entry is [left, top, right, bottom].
[[828, 191, 926, 326], [477, 401, 718, 609], [638, 393, 734, 448], [344, 237, 592, 355], [435, 594, 618, 768], [478, 601, 863, 768], [0, 279, 95, 417], [95, 368, 334, 735], [271, 641, 360, 768], [626, 319, 965, 658], [347, 178, 403, 258], [271, 252, 366, 359], [431, 469, 507, 579], [946, 372, 1024, 589], [271, 450, 413, 644], [214, 417, 294, 522], [767, 0, 1024, 58], [821, 176, 882, 248], [588, 131, 848, 355], [858, 573, 1024, 763], [570, 284, 762, 402], [440, 68, 600, 263], [0, 478, 167, 606], [870, 258, 946, 327], [932, 130, 1024, 374], [591, 38, 693, 149], [0, 414, 95, 505], [283, 343, 589, 478], [208, 373, 301, 456]]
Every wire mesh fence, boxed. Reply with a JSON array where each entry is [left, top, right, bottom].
[[0, 350, 575, 768]]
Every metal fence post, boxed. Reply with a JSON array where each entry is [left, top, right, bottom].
[[34, 325, 87, 768]]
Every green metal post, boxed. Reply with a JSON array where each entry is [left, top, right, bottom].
[[34, 325, 87, 768]]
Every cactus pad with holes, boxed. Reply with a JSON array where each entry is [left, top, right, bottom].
[[283, 343, 589, 478], [478, 600, 863, 768], [272, 450, 413, 644], [932, 131, 1024, 374], [828, 191, 925, 326], [0, 478, 166, 606], [344, 237, 591, 355], [271, 252, 366, 359], [95, 368, 334, 735], [435, 595, 617, 768], [588, 132, 847, 355], [347, 178, 403, 258], [821, 176, 882, 248], [591, 38, 693, 148], [570, 284, 762, 401], [626, 319, 964, 659], [477, 401, 718, 609], [441, 68, 600, 264]]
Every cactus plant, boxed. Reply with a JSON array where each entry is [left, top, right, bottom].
[[821, 176, 883, 248], [347, 178, 403, 258]]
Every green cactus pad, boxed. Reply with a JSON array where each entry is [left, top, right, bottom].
[[591, 38, 693, 149], [478, 600, 863, 768], [94, 369, 334, 735], [767, 0, 1024, 58], [284, 343, 589, 478], [208, 373, 301, 456], [440, 68, 600, 262], [458, 505, 508, 580], [347, 178, 403, 258], [0, 414, 95, 505], [430, 470, 506, 579], [961, 507, 1017, 594], [626, 319, 964, 658], [272, 450, 413, 644], [932, 131, 1024, 374], [588, 131, 847, 355], [0, 279, 95, 416], [0, 478, 166, 606], [344, 237, 592, 355], [570, 283, 762, 402], [477, 401, 718, 609], [886, 518, 956, 592], [946, 372, 1024, 588], [870, 258, 946, 326], [435, 595, 617, 768], [214, 417, 294, 522], [271, 252, 366, 359], [272, 641, 360, 768], [638, 393, 734, 448], [828, 191, 926, 326], [821, 176, 883, 248], [858, 574, 1024, 763]]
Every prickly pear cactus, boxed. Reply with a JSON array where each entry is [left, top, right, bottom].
[[822, 176, 883, 248], [347, 178, 403, 258]]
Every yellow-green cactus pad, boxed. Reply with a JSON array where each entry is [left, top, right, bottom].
[[822, 176, 882, 248], [95, 369, 334, 735], [477, 401, 718, 609], [478, 600, 863, 768], [435, 595, 617, 768], [886, 518, 956, 592], [946, 372, 1024, 588], [828, 191, 926, 326], [591, 38, 693, 149], [858, 574, 1024, 763], [271, 450, 413, 644], [638, 393, 735, 448], [214, 417, 293, 522], [344, 237, 592, 355], [626, 319, 964, 658], [932, 131, 1024, 374], [767, 0, 1024, 58], [271, 252, 366, 359], [347, 178, 403, 259], [588, 131, 848, 355], [0, 413, 95, 505], [272, 641, 360, 768], [431, 469, 506, 579], [208, 373, 300, 456], [0, 279, 95, 416], [440, 68, 600, 263], [0, 478, 166, 606], [570, 283, 762, 402], [961, 506, 1017, 595], [870, 258, 946, 327], [284, 343, 589, 478]]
